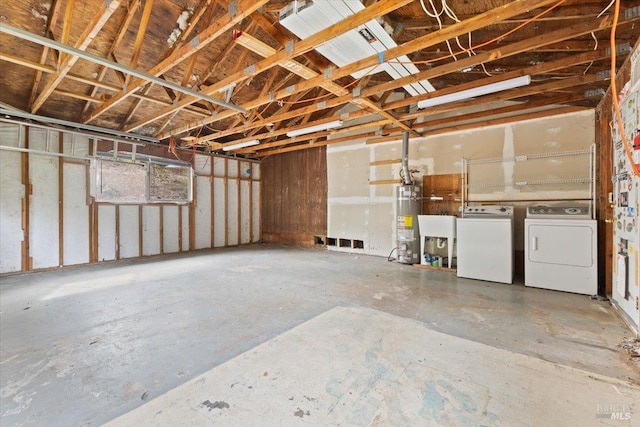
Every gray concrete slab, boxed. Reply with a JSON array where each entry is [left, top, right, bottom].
[[105, 306, 640, 427], [1, 244, 638, 426]]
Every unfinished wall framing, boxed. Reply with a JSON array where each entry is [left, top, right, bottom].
[[0, 120, 261, 274]]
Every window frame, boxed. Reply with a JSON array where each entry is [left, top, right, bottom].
[[93, 152, 193, 204]]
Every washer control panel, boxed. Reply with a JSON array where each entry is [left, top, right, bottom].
[[526, 205, 591, 219], [463, 205, 513, 217]]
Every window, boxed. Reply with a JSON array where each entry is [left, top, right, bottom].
[[94, 154, 192, 204], [149, 162, 191, 202]]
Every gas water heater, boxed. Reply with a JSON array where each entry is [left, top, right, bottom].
[[396, 132, 421, 264]]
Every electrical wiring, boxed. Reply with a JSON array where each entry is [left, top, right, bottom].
[[245, 1, 566, 113], [598, 0, 616, 18], [425, 0, 458, 60], [608, 0, 640, 176], [402, 0, 566, 67], [583, 32, 599, 74], [258, 0, 566, 110]]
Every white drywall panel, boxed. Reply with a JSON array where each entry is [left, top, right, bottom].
[[227, 179, 239, 245], [163, 206, 180, 254], [142, 206, 161, 256], [0, 124, 24, 272], [98, 205, 116, 261], [119, 205, 140, 259], [29, 147, 60, 269], [367, 202, 396, 256], [194, 154, 211, 176], [213, 156, 226, 177], [181, 205, 190, 252], [327, 145, 370, 198], [240, 161, 251, 179], [63, 162, 89, 266], [213, 178, 226, 247], [240, 180, 251, 244], [194, 176, 212, 249], [227, 159, 238, 178], [327, 111, 596, 258], [251, 181, 260, 243]]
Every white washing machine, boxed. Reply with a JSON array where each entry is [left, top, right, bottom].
[[457, 206, 514, 284], [525, 206, 597, 295]]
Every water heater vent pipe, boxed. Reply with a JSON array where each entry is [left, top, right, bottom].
[[401, 131, 413, 185]]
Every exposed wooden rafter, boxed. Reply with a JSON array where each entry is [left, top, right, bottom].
[[30, 0, 121, 113], [82, 0, 269, 123]]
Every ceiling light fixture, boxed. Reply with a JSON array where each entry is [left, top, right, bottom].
[[417, 75, 532, 109], [222, 139, 260, 151], [286, 120, 343, 138]]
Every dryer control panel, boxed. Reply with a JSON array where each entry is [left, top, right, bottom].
[[463, 205, 513, 218], [526, 205, 591, 219]]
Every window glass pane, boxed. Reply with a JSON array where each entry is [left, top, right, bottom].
[[149, 163, 191, 202], [96, 160, 146, 203]]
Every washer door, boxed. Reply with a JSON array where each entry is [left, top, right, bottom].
[[527, 224, 594, 267]]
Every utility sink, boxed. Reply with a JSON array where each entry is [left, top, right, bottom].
[[417, 215, 457, 268]]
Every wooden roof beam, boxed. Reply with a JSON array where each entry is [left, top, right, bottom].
[[191, 31, 612, 148], [129, 0, 415, 134], [79, 0, 142, 118], [126, 0, 154, 84], [82, 0, 268, 123], [27, 0, 63, 108], [118, 1, 218, 129], [235, 50, 607, 154], [157, 0, 561, 140], [31, 0, 121, 113]]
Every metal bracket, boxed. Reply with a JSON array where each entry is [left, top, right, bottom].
[[228, 0, 237, 18], [324, 67, 333, 79], [316, 101, 326, 109], [286, 85, 296, 94], [285, 40, 295, 54], [269, 92, 275, 102], [340, 112, 349, 121], [190, 35, 199, 49], [245, 64, 256, 75], [352, 87, 361, 98]]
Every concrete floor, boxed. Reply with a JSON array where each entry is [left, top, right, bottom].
[[1, 244, 638, 426]]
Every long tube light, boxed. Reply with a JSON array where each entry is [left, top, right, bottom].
[[0, 23, 247, 114], [286, 120, 343, 137], [222, 139, 259, 151], [417, 75, 532, 109]]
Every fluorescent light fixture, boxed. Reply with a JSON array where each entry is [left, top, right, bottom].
[[286, 120, 343, 137], [279, 0, 434, 96], [417, 75, 532, 109], [222, 139, 259, 151]]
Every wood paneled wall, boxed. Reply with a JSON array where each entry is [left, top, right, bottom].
[[261, 146, 327, 246]]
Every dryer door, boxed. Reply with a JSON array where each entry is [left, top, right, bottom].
[[527, 224, 594, 267]]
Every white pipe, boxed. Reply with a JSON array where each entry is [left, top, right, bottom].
[[0, 110, 152, 145], [0, 145, 93, 162]]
